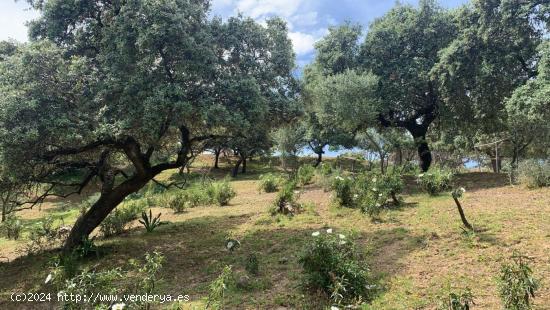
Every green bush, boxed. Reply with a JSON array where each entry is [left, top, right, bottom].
[[417, 168, 454, 195], [437, 287, 475, 310], [354, 171, 404, 218], [299, 229, 373, 305], [498, 252, 539, 310], [207, 178, 236, 206], [517, 159, 549, 189], [296, 165, 315, 186], [258, 173, 280, 193], [206, 265, 233, 310], [25, 216, 62, 253], [317, 162, 333, 176], [331, 175, 355, 207], [100, 201, 145, 237], [1, 215, 22, 240], [272, 179, 298, 215]]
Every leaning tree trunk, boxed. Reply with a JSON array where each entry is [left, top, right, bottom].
[[452, 196, 473, 231], [231, 157, 243, 177], [241, 157, 247, 173], [64, 175, 151, 251]]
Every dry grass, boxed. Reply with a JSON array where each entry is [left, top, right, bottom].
[[0, 157, 549, 309]]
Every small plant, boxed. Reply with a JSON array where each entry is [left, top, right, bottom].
[[258, 173, 280, 193], [1, 214, 22, 240], [206, 265, 233, 310], [139, 209, 162, 232], [245, 253, 259, 276], [498, 251, 539, 310], [417, 168, 454, 195], [296, 165, 315, 187], [437, 287, 475, 310], [517, 159, 549, 189], [317, 162, 333, 176], [207, 178, 236, 206], [75, 236, 98, 258], [25, 216, 62, 253], [299, 229, 374, 305], [131, 251, 164, 296], [272, 179, 299, 215]]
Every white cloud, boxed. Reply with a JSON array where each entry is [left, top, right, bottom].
[[288, 32, 317, 56], [235, 0, 304, 19], [290, 11, 318, 28]]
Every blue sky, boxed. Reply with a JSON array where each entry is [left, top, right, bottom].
[[1, 0, 468, 69]]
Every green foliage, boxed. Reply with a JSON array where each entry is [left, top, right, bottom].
[[164, 193, 188, 213], [296, 165, 315, 187], [271, 179, 299, 215], [139, 209, 162, 233], [245, 253, 259, 276], [498, 252, 539, 310], [100, 201, 146, 237], [207, 178, 236, 206], [417, 168, 454, 195], [75, 236, 98, 259], [299, 230, 373, 305], [258, 173, 280, 193], [130, 251, 165, 296], [25, 215, 62, 253], [517, 160, 549, 189], [1, 214, 22, 240], [331, 175, 355, 207], [437, 287, 475, 310], [317, 162, 333, 176], [206, 265, 233, 310]]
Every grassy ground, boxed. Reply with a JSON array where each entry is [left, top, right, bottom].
[[0, 156, 549, 309]]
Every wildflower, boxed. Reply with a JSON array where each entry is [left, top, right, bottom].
[[338, 234, 346, 239], [372, 187, 377, 192], [418, 173, 424, 177], [312, 231, 320, 237], [44, 274, 53, 284], [372, 177, 377, 182], [112, 303, 126, 310], [331, 307, 340, 310], [326, 228, 333, 234], [460, 187, 466, 193], [335, 176, 344, 181]]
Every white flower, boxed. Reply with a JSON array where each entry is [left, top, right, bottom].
[[418, 173, 424, 177], [226, 241, 234, 249], [326, 228, 333, 234], [293, 190, 300, 194], [460, 187, 466, 193], [311, 231, 320, 237], [331, 307, 340, 310], [378, 193, 383, 197], [335, 176, 344, 181], [338, 234, 346, 239], [353, 194, 358, 199], [372, 177, 377, 182], [44, 274, 53, 284], [375, 203, 381, 207], [112, 303, 126, 310], [372, 187, 378, 192], [339, 240, 347, 245]]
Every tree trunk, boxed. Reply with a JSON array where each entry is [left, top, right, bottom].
[[379, 152, 386, 174], [231, 158, 243, 177], [64, 175, 151, 251], [490, 158, 502, 173], [213, 148, 221, 169], [314, 151, 323, 167], [413, 135, 432, 172], [241, 156, 247, 173], [452, 196, 473, 230], [1, 206, 5, 222]]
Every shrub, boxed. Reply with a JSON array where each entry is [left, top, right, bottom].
[[498, 252, 539, 310], [317, 162, 333, 176], [164, 192, 188, 213], [272, 179, 299, 215], [100, 201, 145, 237], [296, 165, 315, 186], [517, 159, 549, 189], [1, 215, 22, 240], [331, 176, 355, 207], [299, 229, 374, 305], [139, 209, 162, 232], [437, 287, 475, 310], [258, 173, 280, 193], [25, 216, 62, 253], [207, 178, 236, 206], [417, 168, 454, 195], [206, 265, 233, 310]]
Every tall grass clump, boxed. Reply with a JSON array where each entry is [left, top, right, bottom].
[[517, 159, 549, 189], [299, 229, 374, 306], [207, 177, 236, 206], [417, 167, 454, 195], [1, 214, 22, 240], [271, 179, 299, 215]]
